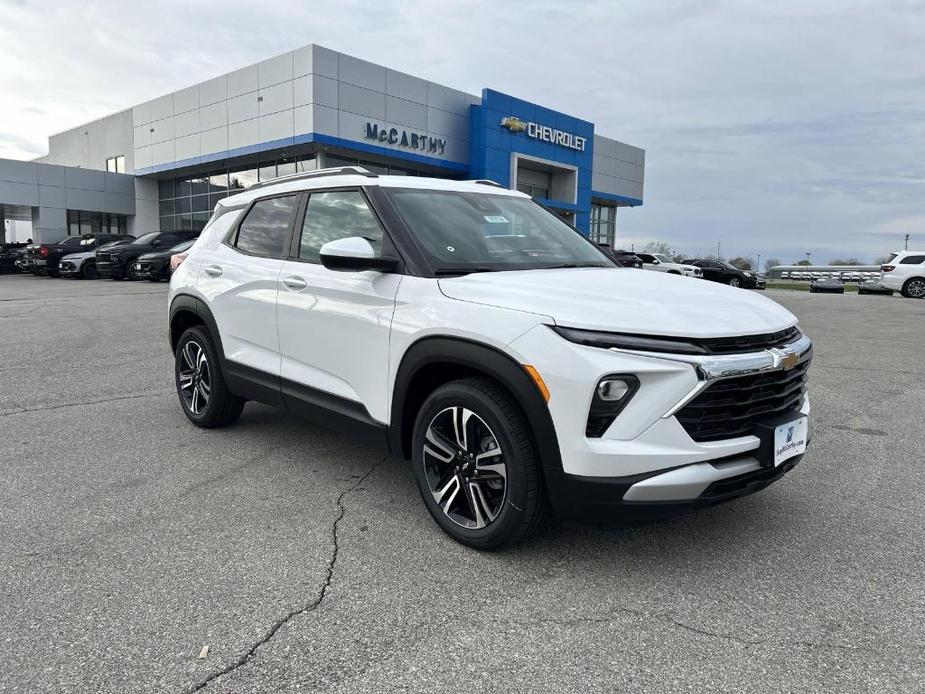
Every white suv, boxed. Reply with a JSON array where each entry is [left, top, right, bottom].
[[880, 251, 925, 298], [168, 167, 813, 549], [635, 253, 702, 278]]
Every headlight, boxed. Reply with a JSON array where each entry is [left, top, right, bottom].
[[587, 375, 639, 437], [552, 325, 709, 355]]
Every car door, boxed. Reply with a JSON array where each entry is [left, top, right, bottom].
[[276, 188, 401, 425], [196, 193, 300, 385]]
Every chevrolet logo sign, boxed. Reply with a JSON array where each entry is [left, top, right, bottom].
[[780, 351, 800, 370], [500, 116, 527, 133]]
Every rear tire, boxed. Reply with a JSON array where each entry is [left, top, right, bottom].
[[174, 326, 245, 428], [901, 278, 925, 299], [411, 377, 545, 550]]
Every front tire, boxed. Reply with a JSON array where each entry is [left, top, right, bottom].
[[82, 262, 99, 280], [411, 377, 545, 550], [174, 326, 245, 428], [728, 277, 741, 287], [901, 278, 925, 299]]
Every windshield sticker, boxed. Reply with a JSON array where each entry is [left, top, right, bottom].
[[483, 215, 510, 224]]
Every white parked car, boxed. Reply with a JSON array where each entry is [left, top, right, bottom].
[[880, 251, 925, 298], [168, 167, 813, 549], [635, 253, 702, 278]]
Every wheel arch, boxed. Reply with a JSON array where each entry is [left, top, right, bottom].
[[390, 336, 563, 472], [169, 294, 225, 359]]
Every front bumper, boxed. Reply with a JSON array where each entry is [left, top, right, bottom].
[[97, 260, 126, 278], [131, 259, 167, 279], [506, 325, 813, 523], [545, 452, 804, 525]]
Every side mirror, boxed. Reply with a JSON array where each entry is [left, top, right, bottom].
[[319, 237, 398, 272]]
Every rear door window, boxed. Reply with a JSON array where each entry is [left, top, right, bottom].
[[233, 195, 300, 257], [900, 255, 925, 264]]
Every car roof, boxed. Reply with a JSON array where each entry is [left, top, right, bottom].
[[218, 166, 528, 211]]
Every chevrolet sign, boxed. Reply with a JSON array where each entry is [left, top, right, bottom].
[[500, 116, 587, 152]]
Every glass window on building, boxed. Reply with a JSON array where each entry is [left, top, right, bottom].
[[589, 203, 617, 247], [516, 167, 552, 200], [106, 155, 125, 173], [67, 210, 127, 236]]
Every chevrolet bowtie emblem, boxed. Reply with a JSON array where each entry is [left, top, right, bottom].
[[780, 351, 799, 370], [500, 116, 527, 133]]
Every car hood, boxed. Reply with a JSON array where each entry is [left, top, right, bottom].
[[60, 250, 96, 262], [137, 249, 171, 261], [438, 267, 797, 338]]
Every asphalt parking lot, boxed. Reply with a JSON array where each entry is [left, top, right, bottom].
[[1, 275, 923, 693]]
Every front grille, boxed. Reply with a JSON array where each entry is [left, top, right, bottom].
[[676, 357, 810, 442], [696, 327, 801, 355]]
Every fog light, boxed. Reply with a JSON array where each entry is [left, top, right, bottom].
[[586, 374, 640, 438], [598, 378, 631, 401]]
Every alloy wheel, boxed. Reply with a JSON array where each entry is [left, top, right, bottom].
[[907, 279, 925, 298], [729, 277, 741, 287], [178, 340, 211, 415], [422, 406, 507, 530]]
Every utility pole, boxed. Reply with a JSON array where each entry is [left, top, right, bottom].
[[905, 233, 910, 250], [757, 254, 762, 272], [717, 241, 721, 260]]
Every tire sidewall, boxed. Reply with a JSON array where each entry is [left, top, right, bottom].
[[903, 278, 925, 299], [411, 382, 534, 547], [175, 327, 223, 425]]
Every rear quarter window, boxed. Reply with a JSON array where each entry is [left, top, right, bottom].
[[900, 255, 925, 265]]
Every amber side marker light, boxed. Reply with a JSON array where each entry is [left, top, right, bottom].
[[522, 365, 550, 403]]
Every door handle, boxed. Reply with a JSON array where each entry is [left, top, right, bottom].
[[204, 265, 223, 277], [282, 275, 307, 291]]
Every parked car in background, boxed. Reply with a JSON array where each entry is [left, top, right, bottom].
[[880, 251, 925, 298], [0, 242, 29, 273], [97, 231, 198, 280], [857, 279, 894, 296], [610, 249, 644, 268], [810, 277, 845, 294], [131, 239, 197, 282], [31, 234, 133, 277], [636, 253, 702, 278], [780, 271, 790, 279], [683, 259, 759, 288], [60, 239, 134, 279]]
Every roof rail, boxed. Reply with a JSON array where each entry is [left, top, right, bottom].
[[468, 179, 505, 188], [246, 166, 376, 191]]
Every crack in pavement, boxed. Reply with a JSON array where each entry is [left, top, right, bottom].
[[187, 454, 388, 693], [0, 390, 174, 417]]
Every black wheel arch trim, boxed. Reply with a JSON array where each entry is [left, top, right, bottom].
[[389, 336, 563, 473]]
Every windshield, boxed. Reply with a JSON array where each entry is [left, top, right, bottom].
[[383, 189, 614, 273], [132, 232, 160, 246], [653, 254, 672, 263]]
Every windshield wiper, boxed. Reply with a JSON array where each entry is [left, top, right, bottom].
[[434, 266, 498, 276], [542, 263, 608, 269]]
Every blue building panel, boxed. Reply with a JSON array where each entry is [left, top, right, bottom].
[[469, 89, 597, 234]]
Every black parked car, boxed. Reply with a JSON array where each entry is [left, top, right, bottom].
[[683, 259, 759, 288], [30, 234, 133, 277], [809, 277, 845, 294], [97, 231, 197, 280], [0, 242, 29, 273], [611, 249, 644, 268], [130, 239, 196, 282]]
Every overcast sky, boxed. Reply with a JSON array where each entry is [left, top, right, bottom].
[[2, 0, 923, 263]]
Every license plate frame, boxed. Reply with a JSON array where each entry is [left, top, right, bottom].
[[753, 414, 809, 468]]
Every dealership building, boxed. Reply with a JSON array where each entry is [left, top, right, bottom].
[[1, 44, 645, 247]]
